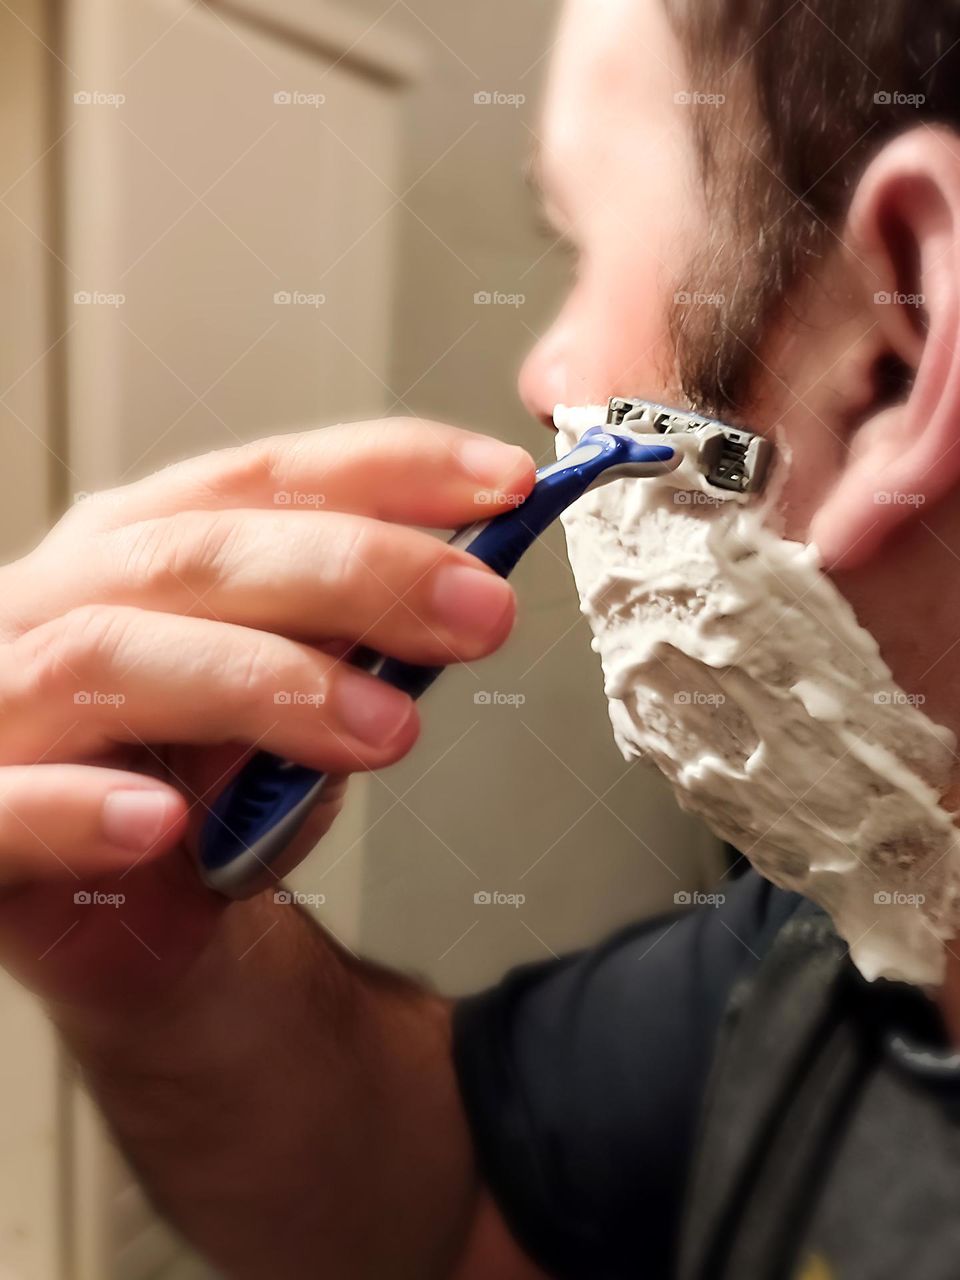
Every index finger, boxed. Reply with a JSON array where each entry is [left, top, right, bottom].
[[87, 419, 536, 529]]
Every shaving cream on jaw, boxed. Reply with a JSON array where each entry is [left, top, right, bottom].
[[554, 403, 960, 987]]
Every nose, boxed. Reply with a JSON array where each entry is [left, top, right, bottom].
[[518, 323, 568, 429]]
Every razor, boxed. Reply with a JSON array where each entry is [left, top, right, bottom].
[[198, 398, 773, 898]]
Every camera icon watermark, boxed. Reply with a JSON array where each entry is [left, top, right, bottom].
[[74, 690, 126, 707], [874, 290, 925, 307], [274, 690, 326, 707], [273, 90, 326, 108], [74, 290, 126, 308], [473, 690, 526, 707], [474, 890, 526, 908], [474, 491, 525, 508], [673, 490, 723, 507], [474, 290, 526, 308], [674, 90, 726, 107], [674, 290, 726, 306], [274, 290, 326, 308], [274, 889, 327, 907], [873, 90, 925, 107], [873, 490, 925, 507], [72, 489, 125, 508], [274, 490, 327, 507], [473, 90, 526, 108], [873, 690, 926, 706], [74, 89, 125, 108], [674, 890, 726, 907], [74, 889, 125, 907]]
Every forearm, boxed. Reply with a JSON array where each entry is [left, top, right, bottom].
[[52, 897, 480, 1280]]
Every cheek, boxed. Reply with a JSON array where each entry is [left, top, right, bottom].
[[756, 407, 850, 543], [560, 242, 679, 403]]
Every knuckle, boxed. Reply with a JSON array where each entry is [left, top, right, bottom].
[[110, 520, 171, 596], [50, 499, 93, 536], [323, 521, 446, 620], [202, 440, 283, 500], [112, 513, 241, 600], [359, 417, 444, 454], [226, 635, 294, 712], [319, 418, 421, 464], [56, 486, 127, 532], [321, 520, 395, 610], [18, 604, 129, 698], [169, 513, 245, 594], [147, 441, 283, 509], [326, 518, 372, 580]]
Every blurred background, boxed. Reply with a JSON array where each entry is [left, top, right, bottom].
[[0, 0, 722, 1275]]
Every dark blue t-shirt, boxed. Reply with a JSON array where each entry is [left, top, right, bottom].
[[452, 872, 803, 1279]]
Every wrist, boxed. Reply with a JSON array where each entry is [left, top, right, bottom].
[[50, 893, 308, 1070]]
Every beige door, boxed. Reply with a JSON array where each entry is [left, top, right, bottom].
[[0, 3, 75, 1277], [2, 0, 420, 1275]]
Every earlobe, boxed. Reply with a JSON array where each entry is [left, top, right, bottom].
[[810, 126, 960, 570]]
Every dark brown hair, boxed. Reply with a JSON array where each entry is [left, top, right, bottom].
[[665, 0, 960, 416]]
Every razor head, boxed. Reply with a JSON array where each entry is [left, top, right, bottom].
[[606, 397, 773, 495]]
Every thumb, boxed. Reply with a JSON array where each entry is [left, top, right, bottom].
[[0, 764, 187, 889]]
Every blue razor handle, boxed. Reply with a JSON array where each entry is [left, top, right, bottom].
[[198, 431, 679, 897]]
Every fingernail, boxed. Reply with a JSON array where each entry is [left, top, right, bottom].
[[460, 439, 531, 493], [102, 790, 180, 852], [335, 670, 414, 747], [432, 564, 515, 644]]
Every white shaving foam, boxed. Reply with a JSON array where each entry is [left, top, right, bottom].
[[555, 404, 960, 987]]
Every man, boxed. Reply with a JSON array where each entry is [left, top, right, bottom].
[[1, 0, 959, 1275]]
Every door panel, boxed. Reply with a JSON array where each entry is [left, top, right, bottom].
[[56, 2, 420, 1276]]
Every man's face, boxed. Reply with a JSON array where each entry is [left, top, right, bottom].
[[520, 0, 853, 542], [521, 0, 957, 747]]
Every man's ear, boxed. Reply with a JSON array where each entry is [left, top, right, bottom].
[[810, 125, 960, 570]]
